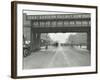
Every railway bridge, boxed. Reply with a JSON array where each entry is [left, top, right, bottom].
[[23, 13, 91, 52]]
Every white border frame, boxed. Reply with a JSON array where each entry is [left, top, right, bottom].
[[16, 2, 97, 77]]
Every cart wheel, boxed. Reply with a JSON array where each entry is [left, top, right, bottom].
[[23, 49, 29, 57]]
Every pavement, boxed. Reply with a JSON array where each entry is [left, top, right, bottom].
[[23, 45, 90, 69]]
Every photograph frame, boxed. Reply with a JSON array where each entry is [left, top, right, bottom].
[[11, 1, 98, 78]]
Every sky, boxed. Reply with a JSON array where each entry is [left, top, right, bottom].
[[48, 33, 76, 43], [23, 10, 76, 15]]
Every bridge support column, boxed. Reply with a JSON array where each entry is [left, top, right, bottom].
[[35, 33, 41, 50], [30, 29, 41, 52], [87, 32, 91, 50], [30, 31, 36, 52]]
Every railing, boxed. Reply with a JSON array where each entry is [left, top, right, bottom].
[[26, 13, 90, 20], [32, 20, 90, 27]]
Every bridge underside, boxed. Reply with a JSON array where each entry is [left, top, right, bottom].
[[31, 27, 90, 33], [30, 27, 91, 52]]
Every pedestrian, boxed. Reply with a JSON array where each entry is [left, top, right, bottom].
[[45, 43, 48, 49]]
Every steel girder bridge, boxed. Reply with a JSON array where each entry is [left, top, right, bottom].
[[24, 13, 91, 51]]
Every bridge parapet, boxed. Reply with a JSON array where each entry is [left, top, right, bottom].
[[25, 13, 91, 28], [26, 13, 90, 20]]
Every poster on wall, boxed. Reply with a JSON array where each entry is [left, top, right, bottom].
[[11, 1, 98, 78]]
